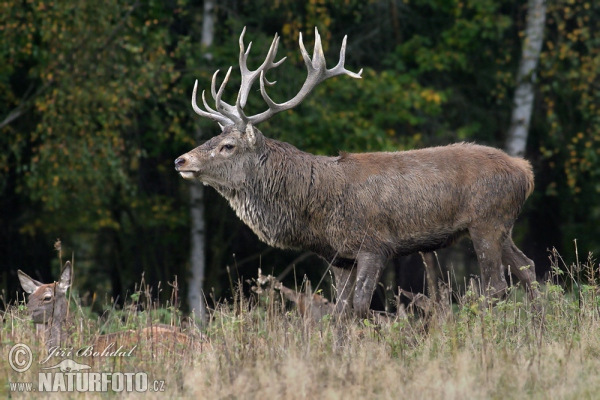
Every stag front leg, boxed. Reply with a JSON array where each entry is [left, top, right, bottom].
[[353, 253, 386, 317], [469, 225, 508, 300], [331, 259, 357, 315]]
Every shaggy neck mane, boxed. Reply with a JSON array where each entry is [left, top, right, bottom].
[[218, 138, 335, 249]]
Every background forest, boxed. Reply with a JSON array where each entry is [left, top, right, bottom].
[[1, 0, 598, 318]]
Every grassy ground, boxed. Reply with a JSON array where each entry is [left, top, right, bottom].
[[3, 253, 600, 399]]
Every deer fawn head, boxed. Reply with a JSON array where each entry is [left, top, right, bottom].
[[18, 261, 71, 348], [18, 261, 71, 325], [174, 27, 362, 189], [17, 261, 208, 353]]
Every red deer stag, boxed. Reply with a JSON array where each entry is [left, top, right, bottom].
[[175, 27, 539, 316]]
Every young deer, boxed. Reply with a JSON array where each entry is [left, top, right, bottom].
[[175, 27, 539, 316], [254, 271, 334, 322], [18, 261, 210, 355]]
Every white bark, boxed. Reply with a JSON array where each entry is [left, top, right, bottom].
[[201, 0, 215, 51], [187, 0, 214, 325], [188, 177, 206, 323], [505, 0, 546, 157]]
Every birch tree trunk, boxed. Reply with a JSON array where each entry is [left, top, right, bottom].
[[187, 0, 214, 325], [505, 0, 546, 157], [188, 179, 206, 323]]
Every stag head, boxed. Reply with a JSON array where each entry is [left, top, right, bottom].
[[174, 27, 362, 186], [176, 123, 265, 189]]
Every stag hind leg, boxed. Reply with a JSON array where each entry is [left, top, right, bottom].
[[353, 253, 386, 317], [469, 224, 509, 299], [502, 237, 540, 300], [331, 261, 357, 315]]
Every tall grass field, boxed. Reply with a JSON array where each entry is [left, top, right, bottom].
[[2, 250, 600, 399]]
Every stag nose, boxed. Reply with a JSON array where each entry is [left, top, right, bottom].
[[174, 157, 186, 170]]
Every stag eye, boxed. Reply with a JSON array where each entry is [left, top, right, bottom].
[[220, 144, 235, 152], [43, 294, 52, 302]]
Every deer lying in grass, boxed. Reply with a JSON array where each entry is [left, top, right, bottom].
[[18, 261, 210, 355], [254, 271, 333, 322], [175, 27, 539, 317], [255, 271, 404, 322]]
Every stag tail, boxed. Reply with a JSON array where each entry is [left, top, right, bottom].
[[524, 160, 535, 198]]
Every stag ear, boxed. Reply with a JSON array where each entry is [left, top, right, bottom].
[[244, 123, 258, 147]]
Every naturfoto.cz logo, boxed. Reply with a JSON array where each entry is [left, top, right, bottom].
[[7, 343, 165, 393]]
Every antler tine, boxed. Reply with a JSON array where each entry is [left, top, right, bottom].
[[257, 71, 278, 112], [311, 27, 326, 71], [201, 90, 219, 115], [247, 27, 362, 126], [209, 69, 238, 116], [214, 67, 243, 125], [191, 80, 234, 127], [262, 76, 277, 87], [326, 35, 363, 79], [237, 27, 287, 109], [298, 32, 312, 68]]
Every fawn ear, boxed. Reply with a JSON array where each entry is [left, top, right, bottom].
[[18, 270, 43, 294], [57, 261, 72, 293]]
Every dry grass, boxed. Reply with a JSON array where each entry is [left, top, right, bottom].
[[3, 251, 600, 399]]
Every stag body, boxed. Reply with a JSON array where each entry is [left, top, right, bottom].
[[179, 126, 538, 315], [176, 28, 538, 316]]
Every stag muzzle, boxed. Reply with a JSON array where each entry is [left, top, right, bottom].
[[174, 154, 197, 180], [174, 156, 186, 169]]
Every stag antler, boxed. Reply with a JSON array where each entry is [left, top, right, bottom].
[[191, 27, 363, 130]]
